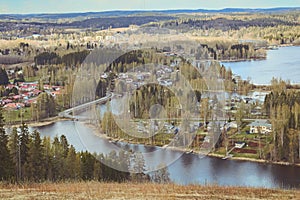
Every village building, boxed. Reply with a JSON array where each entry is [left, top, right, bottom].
[[248, 119, 272, 134]]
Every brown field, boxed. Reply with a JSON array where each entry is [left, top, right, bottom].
[[0, 182, 299, 200]]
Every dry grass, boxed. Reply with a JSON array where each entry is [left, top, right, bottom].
[[0, 182, 299, 200]]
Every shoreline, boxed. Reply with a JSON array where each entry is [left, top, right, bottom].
[[8, 115, 299, 167], [5, 108, 300, 167], [81, 121, 300, 167], [219, 57, 266, 63], [4, 117, 69, 128], [219, 44, 299, 63], [207, 153, 300, 167]]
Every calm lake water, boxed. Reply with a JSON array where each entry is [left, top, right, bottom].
[[221, 46, 300, 85], [30, 120, 300, 189]]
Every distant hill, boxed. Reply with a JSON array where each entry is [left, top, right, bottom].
[[67, 16, 175, 29], [1, 7, 299, 19]]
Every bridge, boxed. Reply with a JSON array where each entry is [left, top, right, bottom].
[[58, 93, 113, 120], [58, 92, 261, 124]]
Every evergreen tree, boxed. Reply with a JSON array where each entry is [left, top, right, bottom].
[[65, 145, 81, 180], [0, 68, 9, 85], [151, 163, 171, 184], [19, 123, 30, 180], [0, 108, 12, 180], [51, 136, 64, 181], [25, 130, 44, 181], [42, 137, 53, 181], [60, 135, 69, 158], [93, 159, 102, 181], [131, 152, 147, 182], [8, 127, 20, 182], [80, 151, 95, 181]]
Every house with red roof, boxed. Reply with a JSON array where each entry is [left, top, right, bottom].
[[3, 103, 25, 110]]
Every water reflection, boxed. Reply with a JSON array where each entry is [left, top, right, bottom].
[[180, 153, 194, 169], [222, 46, 300, 85], [29, 120, 300, 189]]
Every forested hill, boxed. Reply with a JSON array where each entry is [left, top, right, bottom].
[[1, 7, 299, 20], [153, 17, 299, 31], [68, 16, 175, 29]]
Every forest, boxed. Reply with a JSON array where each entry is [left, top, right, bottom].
[[263, 79, 300, 163], [156, 17, 297, 31], [68, 16, 175, 29], [0, 108, 170, 183], [34, 50, 90, 66]]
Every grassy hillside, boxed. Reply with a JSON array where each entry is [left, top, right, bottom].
[[0, 182, 299, 200]]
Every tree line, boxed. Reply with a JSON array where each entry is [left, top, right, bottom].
[[158, 17, 297, 31], [0, 108, 170, 183], [264, 79, 300, 163], [34, 50, 90, 66]]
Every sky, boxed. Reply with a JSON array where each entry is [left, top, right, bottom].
[[0, 0, 299, 14]]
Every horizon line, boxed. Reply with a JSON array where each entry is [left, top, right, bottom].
[[1, 6, 299, 15]]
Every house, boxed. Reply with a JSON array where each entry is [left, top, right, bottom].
[[251, 106, 262, 116], [3, 103, 25, 110], [225, 121, 238, 130], [52, 86, 62, 91], [136, 74, 144, 81], [159, 80, 172, 86], [243, 97, 255, 104], [118, 73, 128, 79], [25, 98, 37, 105], [5, 84, 16, 90], [248, 120, 272, 134], [51, 91, 61, 98], [12, 95, 22, 101], [32, 89, 42, 96], [44, 85, 51, 90], [235, 142, 245, 149], [126, 78, 133, 83], [101, 73, 108, 79], [19, 82, 38, 92], [2, 99, 13, 105]]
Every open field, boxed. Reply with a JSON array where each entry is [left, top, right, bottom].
[[0, 182, 299, 200]]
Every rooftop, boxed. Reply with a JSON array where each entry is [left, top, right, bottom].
[[248, 119, 272, 128]]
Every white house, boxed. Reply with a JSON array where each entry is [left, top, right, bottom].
[[248, 120, 272, 134], [235, 142, 245, 149], [225, 121, 238, 130]]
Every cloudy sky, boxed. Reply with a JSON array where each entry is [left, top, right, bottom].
[[0, 0, 299, 14]]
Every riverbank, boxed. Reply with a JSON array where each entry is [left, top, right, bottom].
[[5, 117, 69, 128], [205, 45, 299, 63], [82, 121, 300, 167], [219, 57, 266, 63], [1, 181, 299, 200], [208, 153, 300, 167], [6, 109, 297, 168]]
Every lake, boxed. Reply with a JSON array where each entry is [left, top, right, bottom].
[[221, 46, 300, 85]]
